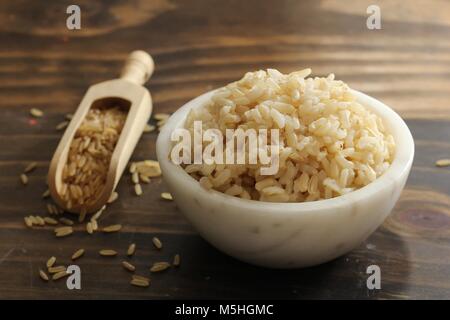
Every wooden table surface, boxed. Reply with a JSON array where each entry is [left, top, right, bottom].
[[1, 0, 449, 299]]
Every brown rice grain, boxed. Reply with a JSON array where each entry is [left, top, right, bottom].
[[46, 256, 56, 268], [127, 243, 136, 256], [42, 189, 50, 198], [436, 159, 450, 167], [55, 226, 73, 237], [91, 207, 104, 221], [30, 108, 43, 117], [136, 160, 161, 177], [35, 216, 45, 226], [99, 249, 117, 257], [44, 217, 58, 225], [156, 121, 166, 129], [39, 269, 49, 281], [122, 261, 136, 272], [28, 215, 39, 225], [48, 266, 66, 274], [152, 237, 162, 250], [56, 121, 69, 131], [160, 192, 173, 201], [173, 254, 181, 267], [54, 226, 72, 233], [24, 162, 37, 173], [52, 270, 69, 280], [71, 249, 85, 260], [134, 183, 143, 196], [132, 172, 139, 184], [143, 124, 156, 133], [102, 224, 122, 233], [130, 278, 150, 287], [24, 216, 33, 228], [56, 229, 73, 237], [46, 203, 55, 215], [154, 113, 170, 121], [150, 262, 171, 272], [86, 222, 94, 234], [20, 173, 28, 185], [132, 275, 150, 282], [59, 217, 74, 226], [139, 174, 151, 183], [78, 208, 87, 223]]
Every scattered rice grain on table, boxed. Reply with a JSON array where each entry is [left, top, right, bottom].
[[71, 249, 85, 260], [42, 189, 50, 198], [152, 237, 162, 250], [435, 159, 450, 167], [129, 162, 137, 174], [154, 113, 170, 121], [59, 217, 74, 226], [55, 226, 73, 237], [135, 160, 161, 178], [44, 217, 58, 225], [35, 216, 45, 226], [173, 254, 181, 267], [91, 219, 98, 231], [132, 171, 140, 184], [99, 249, 117, 256], [127, 243, 136, 256], [132, 275, 150, 282], [160, 192, 173, 201], [134, 183, 143, 196], [24, 217, 33, 228], [20, 173, 28, 185], [139, 174, 151, 183], [150, 262, 171, 272], [86, 222, 94, 234], [30, 108, 43, 118], [52, 270, 69, 280], [46, 203, 55, 215], [39, 269, 49, 281], [102, 224, 122, 233], [143, 124, 156, 133], [130, 278, 150, 287], [24, 162, 37, 173], [46, 256, 56, 268], [56, 121, 69, 131], [78, 208, 87, 223], [91, 207, 104, 221], [122, 261, 136, 272], [48, 266, 66, 274]]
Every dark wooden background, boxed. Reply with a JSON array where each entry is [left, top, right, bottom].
[[0, 0, 449, 299]]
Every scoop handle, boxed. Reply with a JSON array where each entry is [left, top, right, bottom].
[[120, 50, 154, 85]]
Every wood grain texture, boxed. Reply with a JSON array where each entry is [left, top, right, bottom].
[[0, 0, 449, 299]]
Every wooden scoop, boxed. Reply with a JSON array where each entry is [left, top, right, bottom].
[[48, 50, 154, 214]]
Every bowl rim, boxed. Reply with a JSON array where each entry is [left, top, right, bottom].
[[156, 88, 414, 212]]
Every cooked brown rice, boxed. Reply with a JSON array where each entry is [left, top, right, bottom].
[[180, 69, 395, 202]]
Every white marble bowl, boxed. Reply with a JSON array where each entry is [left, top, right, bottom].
[[156, 89, 414, 268]]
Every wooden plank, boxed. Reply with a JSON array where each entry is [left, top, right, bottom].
[[0, 0, 449, 299]]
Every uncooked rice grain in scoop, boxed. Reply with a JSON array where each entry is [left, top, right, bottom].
[[60, 107, 126, 210]]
